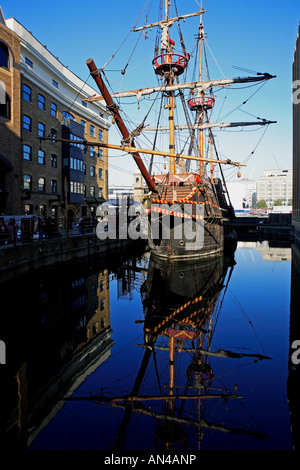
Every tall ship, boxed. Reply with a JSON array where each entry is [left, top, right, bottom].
[[85, 0, 276, 260]]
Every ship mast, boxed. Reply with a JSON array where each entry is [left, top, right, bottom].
[[165, 0, 176, 175], [198, 1, 205, 177]]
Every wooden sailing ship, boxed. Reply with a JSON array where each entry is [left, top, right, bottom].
[[85, 0, 276, 260]]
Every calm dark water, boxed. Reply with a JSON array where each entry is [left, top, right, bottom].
[[0, 241, 298, 451]]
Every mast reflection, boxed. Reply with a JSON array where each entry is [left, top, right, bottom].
[[110, 252, 270, 450]]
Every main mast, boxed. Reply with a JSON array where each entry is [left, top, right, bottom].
[[198, 2, 205, 177], [152, 0, 190, 175], [165, 0, 176, 174]]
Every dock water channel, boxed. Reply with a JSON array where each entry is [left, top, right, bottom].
[[0, 240, 299, 451]]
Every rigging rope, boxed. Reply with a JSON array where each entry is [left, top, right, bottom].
[[102, 0, 151, 71]]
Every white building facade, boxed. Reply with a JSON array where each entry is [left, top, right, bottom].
[[256, 169, 292, 207], [226, 179, 256, 211]]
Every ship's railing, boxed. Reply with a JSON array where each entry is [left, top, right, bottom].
[[152, 52, 190, 76], [187, 95, 215, 111]]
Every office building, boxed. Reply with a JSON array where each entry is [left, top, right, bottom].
[[256, 169, 292, 208]]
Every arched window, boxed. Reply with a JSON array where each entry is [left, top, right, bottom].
[[63, 111, 75, 120], [0, 42, 9, 69], [0, 80, 11, 119]]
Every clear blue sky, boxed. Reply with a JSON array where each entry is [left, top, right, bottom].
[[1, 0, 299, 186]]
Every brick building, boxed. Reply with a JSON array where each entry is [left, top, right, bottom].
[[0, 9, 110, 221]]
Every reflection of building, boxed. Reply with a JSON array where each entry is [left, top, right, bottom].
[[86, 269, 110, 342], [0, 261, 112, 448], [116, 255, 149, 300], [257, 169, 292, 208], [293, 23, 300, 242], [256, 241, 291, 261], [0, 10, 110, 218], [289, 25, 300, 449], [288, 243, 300, 450]]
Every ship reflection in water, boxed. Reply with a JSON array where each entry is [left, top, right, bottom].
[[0, 241, 296, 450]]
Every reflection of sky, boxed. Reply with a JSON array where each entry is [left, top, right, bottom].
[[210, 245, 292, 450], [30, 242, 293, 450]]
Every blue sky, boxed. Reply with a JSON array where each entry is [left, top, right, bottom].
[[1, 0, 299, 186]]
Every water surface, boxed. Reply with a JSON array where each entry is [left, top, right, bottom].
[[0, 241, 296, 451]]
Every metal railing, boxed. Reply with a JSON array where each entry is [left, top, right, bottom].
[[0, 216, 98, 246]]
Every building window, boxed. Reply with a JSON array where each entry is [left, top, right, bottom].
[[63, 111, 75, 120], [90, 166, 95, 177], [0, 42, 9, 69], [38, 149, 45, 165], [70, 181, 84, 194], [69, 133, 84, 149], [23, 145, 32, 161], [90, 186, 95, 196], [99, 188, 103, 198], [38, 122, 45, 137], [90, 146, 95, 157], [23, 84, 31, 102], [38, 177, 45, 192], [82, 100, 87, 107], [98, 168, 103, 179], [39, 205, 46, 216], [81, 120, 85, 130], [90, 125, 94, 137], [98, 129, 103, 140], [25, 57, 33, 68], [50, 129, 57, 142], [24, 204, 33, 215], [98, 149, 103, 161], [51, 154, 57, 168], [52, 79, 58, 88], [51, 102, 57, 118], [83, 184, 86, 195], [70, 157, 84, 172], [83, 163, 86, 175], [23, 115, 32, 132], [0, 81, 11, 119], [38, 94, 45, 110], [23, 174, 32, 190], [51, 180, 57, 193]]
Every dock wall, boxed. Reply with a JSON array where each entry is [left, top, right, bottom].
[[0, 234, 146, 282]]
